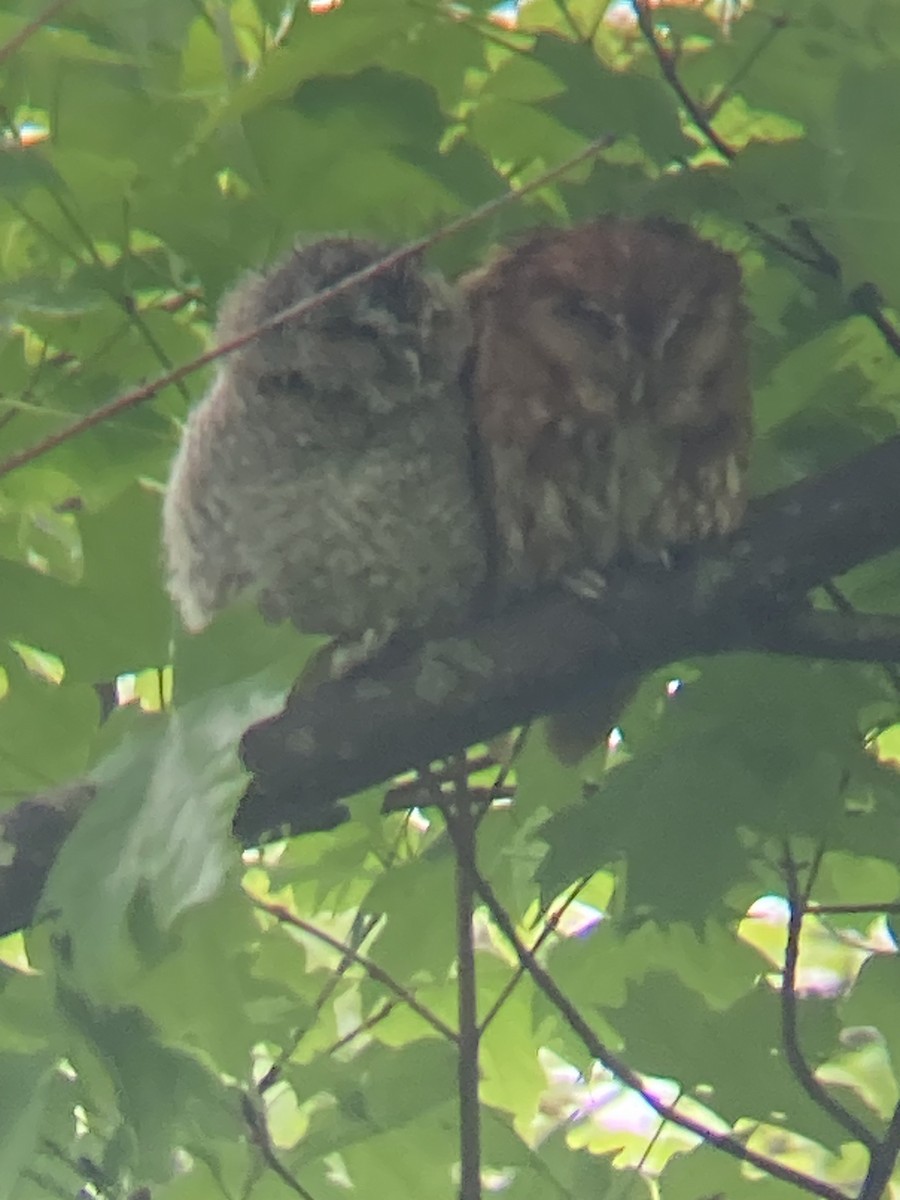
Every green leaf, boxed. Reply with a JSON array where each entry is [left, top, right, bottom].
[[0, 654, 98, 792], [538, 657, 884, 922], [829, 63, 900, 305], [612, 980, 846, 1148], [57, 988, 240, 1181], [40, 647, 298, 999], [0, 1050, 56, 1200], [0, 487, 170, 682]]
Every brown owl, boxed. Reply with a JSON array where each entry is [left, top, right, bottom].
[[461, 217, 751, 751]]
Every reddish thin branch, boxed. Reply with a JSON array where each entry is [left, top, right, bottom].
[[631, 0, 735, 160], [479, 878, 590, 1034], [325, 1000, 398, 1056], [0, 0, 73, 67], [807, 904, 900, 917], [256, 911, 381, 1095], [781, 846, 878, 1152], [254, 897, 457, 1043], [705, 14, 788, 119], [0, 134, 615, 481]]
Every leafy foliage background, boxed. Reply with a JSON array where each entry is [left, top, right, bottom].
[[0, 0, 899, 1197]]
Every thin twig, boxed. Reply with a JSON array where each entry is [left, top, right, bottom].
[[744, 219, 825, 272], [551, 0, 585, 42], [705, 15, 788, 119], [820, 581, 900, 703], [257, 911, 381, 1093], [45, 190, 192, 402], [479, 878, 590, 1034], [807, 903, 900, 917], [441, 760, 483, 1200], [851, 283, 900, 359], [0, 0, 73, 66], [789, 217, 841, 279], [632, 1085, 686, 1186], [325, 999, 398, 1056], [383, 750, 516, 812], [5, 197, 192, 415], [630, 0, 735, 161], [859, 1102, 900, 1200], [781, 845, 878, 1151], [241, 1093, 319, 1200], [255, 898, 457, 1043], [19, 1171, 72, 1200], [0, 133, 616, 480], [469, 864, 849, 1200]]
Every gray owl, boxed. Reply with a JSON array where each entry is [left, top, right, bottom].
[[162, 238, 488, 645]]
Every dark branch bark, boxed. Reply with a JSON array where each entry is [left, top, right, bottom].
[[234, 433, 900, 838], [0, 784, 95, 937], [761, 610, 900, 663], [3, 433, 900, 936]]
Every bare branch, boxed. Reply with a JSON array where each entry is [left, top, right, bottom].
[[253, 897, 458, 1044], [807, 904, 900, 917], [256, 911, 381, 1095], [0, 0, 73, 67], [705, 15, 788, 119], [631, 0, 735, 160], [236, 433, 900, 836], [479, 879, 591, 1034], [780, 846, 878, 1151]]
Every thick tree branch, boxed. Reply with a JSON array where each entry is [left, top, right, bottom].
[[3, 434, 900, 936], [760, 610, 900, 664], [234, 433, 900, 838]]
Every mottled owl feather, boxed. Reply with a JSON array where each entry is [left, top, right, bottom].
[[461, 217, 750, 588], [163, 238, 487, 641], [461, 217, 751, 755]]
